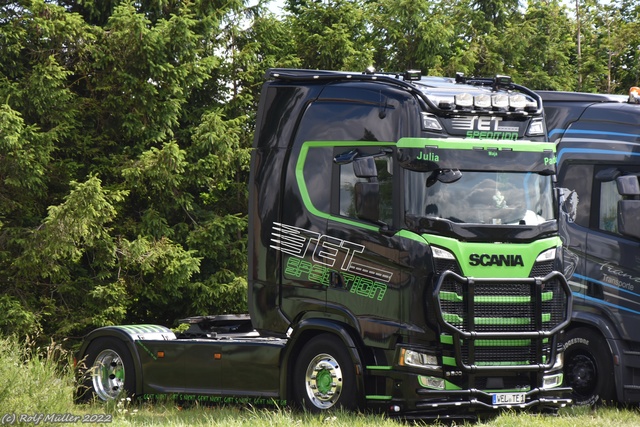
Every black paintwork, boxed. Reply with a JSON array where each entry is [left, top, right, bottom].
[[77, 70, 570, 418]]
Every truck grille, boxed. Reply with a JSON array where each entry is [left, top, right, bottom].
[[439, 279, 567, 333], [433, 258, 570, 370]]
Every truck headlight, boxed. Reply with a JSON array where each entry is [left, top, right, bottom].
[[432, 246, 456, 260], [536, 247, 556, 263], [400, 348, 439, 369]]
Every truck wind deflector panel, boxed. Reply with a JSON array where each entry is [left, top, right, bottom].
[[397, 138, 557, 174]]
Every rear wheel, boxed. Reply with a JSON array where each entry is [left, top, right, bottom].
[[77, 337, 136, 402], [293, 334, 358, 412], [563, 327, 615, 406]]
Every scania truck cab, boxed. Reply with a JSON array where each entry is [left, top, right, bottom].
[[76, 70, 572, 420], [539, 89, 640, 406]]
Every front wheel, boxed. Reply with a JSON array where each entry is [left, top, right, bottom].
[[293, 334, 359, 412], [76, 337, 136, 402], [563, 327, 615, 406]]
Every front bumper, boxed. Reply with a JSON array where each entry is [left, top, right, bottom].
[[366, 367, 572, 420]]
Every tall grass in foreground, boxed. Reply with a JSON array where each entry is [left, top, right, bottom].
[[2, 335, 640, 426], [0, 335, 77, 415]]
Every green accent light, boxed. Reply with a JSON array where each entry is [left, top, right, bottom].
[[366, 366, 393, 371], [440, 335, 454, 345], [477, 361, 530, 366], [442, 335, 549, 346], [443, 356, 456, 366], [445, 380, 462, 390], [442, 313, 551, 325], [366, 395, 392, 400], [397, 137, 555, 153], [476, 339, 531, 346], [439, 291, 554, 303]]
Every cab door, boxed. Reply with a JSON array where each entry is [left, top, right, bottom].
[[585, 166, 640, 342]]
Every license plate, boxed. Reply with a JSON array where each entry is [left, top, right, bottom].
[[492, 392, 525, 405]]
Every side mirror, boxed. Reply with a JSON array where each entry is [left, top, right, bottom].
[[355, 182, 379, 223], [353, 157, 378, 179], [616, 175, 640, 196], [618, 200, 640, 240]]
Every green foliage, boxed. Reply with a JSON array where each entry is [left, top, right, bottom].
[[286, 0, 373, 70], [0, 0, 638, 346], [0, 336, 76, 414]]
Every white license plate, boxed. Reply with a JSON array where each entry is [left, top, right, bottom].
[[492, 392, 525, 405]]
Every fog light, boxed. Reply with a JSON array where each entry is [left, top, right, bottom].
[[419, 375, 446, 390], [542, 372, 563, 389]]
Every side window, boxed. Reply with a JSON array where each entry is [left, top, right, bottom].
[[598, 180, 622, 233], [558, 163, 593, 228], [338, 152, 393, 224], [595, 165, 640, 237]]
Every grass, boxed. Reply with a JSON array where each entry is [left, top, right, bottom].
[[1, 335, 639, 426]]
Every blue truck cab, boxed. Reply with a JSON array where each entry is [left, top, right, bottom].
[[539, 89, 640, 406]]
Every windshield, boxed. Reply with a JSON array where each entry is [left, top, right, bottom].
[[404, 170, 555, 226]]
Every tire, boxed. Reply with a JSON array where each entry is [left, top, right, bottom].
[[293, 334, 359, 412], [563, 327, 615, 406], [76, 337, 136, 402]]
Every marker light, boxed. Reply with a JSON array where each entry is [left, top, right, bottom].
[[421, 113, 443, 131], [629, 87, 640, 104], [527, 119, 545, 136]]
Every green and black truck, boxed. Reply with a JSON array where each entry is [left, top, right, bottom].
[[76, 69, 572, 420]]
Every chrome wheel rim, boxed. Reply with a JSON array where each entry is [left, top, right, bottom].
[[92, 349, 125, 401], [304, 353, 343, 409]]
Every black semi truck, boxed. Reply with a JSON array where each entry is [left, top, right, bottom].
[[75, 70, 572, 420], [539, 89, 640, 406]]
